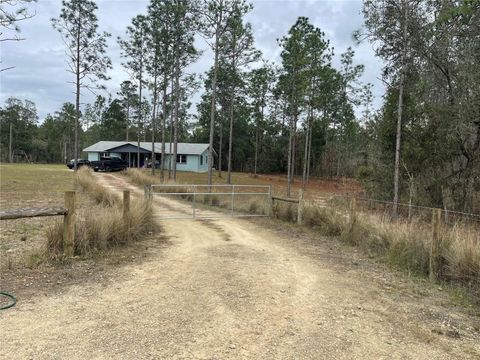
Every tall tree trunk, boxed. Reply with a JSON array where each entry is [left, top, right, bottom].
[[160, 84, 167, 182], [287, 116, 293, 197], [254, 100, 265, 176], [168, 77, 174, 179], [126, 96, 130, 142], [172, 54, 180, 182], [74, 24, 81, 172], [291, 115, 297, 185], [126, 94, 130, 167], [63, 141, 67, 164], [306, 118, 313, 183], [208, 29, 220, 188], [151, 69, 158, 176], [137, 38, 143, 169], [302, 101, 313, 189], [227, 87, 235, 184], [393, 1, 408, 218], [218, 120, 223, 177], [8, 122, 12, 163], [254, 113, 259, 176], [302, 120, 310, 190], [227, 36, 237, 185]]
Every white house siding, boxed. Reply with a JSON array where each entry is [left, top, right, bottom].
[[198, 150, 208, 172], [159, 153, 208, 172], [87, 152, 121, 162], [87, 153, 99, 161], [169, 154, 198, 172], [83, 141, 211, 172]]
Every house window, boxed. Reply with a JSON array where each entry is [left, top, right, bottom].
[[102, 152, 109, 157], [200, 155, 203, 165], [176, 154, 187, 164]]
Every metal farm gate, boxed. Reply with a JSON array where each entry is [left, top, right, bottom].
[[145, 184, 272, 220]]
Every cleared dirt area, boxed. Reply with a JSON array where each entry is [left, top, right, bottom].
[[1, 172, 479, 359]]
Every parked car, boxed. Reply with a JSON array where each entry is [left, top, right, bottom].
[[66, 159, 91, 169], [91, 157, 128, 172]]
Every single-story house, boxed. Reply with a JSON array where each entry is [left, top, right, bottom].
[[83, 141, 212, 172]]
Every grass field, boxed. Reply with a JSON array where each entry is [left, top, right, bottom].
[[0, 163, 75, 208], [0, 164, 79, 269]]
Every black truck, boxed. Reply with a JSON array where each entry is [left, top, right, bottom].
[[66, 159, 91, 169], [91, 157, 128, 172]]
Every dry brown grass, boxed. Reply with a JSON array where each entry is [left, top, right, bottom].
[[75, 167, 119, 206], [444, 226, 480, 288], [123, 168, 157, 187], [337, 211, 480, 299], [273, 201, 297, 222], [277, 198, 479, 299], [46, 167, 157, 258], [46, 201, 156, 257], [303, 205, 343, 236]]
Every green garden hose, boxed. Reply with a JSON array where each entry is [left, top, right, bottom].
[[0, 292, 16, 310]]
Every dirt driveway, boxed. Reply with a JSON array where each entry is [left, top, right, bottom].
[[1, 173, 479, 359]]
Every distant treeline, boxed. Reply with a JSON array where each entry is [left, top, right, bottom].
[[1, 0, 479, 213]]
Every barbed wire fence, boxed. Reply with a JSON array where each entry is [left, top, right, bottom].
[[303, 191, 480, 227]]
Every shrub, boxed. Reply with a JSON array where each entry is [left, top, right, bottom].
[[46, 199, 156, 257], [75, 167, 119, 206], [47, 167, 158, 258], [209, 194, 220, 206], [123, 168, 156, 187], [303, 206, 343, 236], [274, 202, 296, 222], [248, 199, 259, 214], [444, 226, 480, 290]]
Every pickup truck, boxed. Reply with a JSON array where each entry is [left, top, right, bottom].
[[91, 157, 128, 172], [66, 159, 91, 169]]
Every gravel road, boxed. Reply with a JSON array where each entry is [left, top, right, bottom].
[[0, 173, 478, 359]]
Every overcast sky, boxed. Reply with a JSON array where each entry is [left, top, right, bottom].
[[0, 0, 385, 121]]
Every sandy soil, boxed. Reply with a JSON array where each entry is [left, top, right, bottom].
[[0, 172, 479, 359]]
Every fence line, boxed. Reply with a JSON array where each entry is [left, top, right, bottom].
[[0, 190, 132, 257], [304, 191, 480, 224]]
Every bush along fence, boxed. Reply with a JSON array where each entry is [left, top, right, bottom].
[[0, 190, 132, 258], [316, 192, 480, 226], [271, 188, 305, 225], [271, 191, 478, 292], [344, 198, 446, 281]]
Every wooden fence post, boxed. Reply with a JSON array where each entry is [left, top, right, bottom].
[[297, 188, 305, 225], [63, 191, 75, 257], [429, 208, 442, 281], [123, 190, 130, 221], [144, 185, 151, 201], [267, 186, 273, 217]]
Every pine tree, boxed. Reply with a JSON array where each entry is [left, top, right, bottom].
[[222, 0, 260, 184], [197, 0, 238, 187], [119, 14, 148, 168], [52, 0, 111, 170]]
